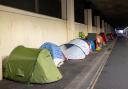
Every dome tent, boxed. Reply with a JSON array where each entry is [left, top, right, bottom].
[[4, 46, 62, 83], [69, 38, 90, 55], [79, 32, 85, 39], [60, 38, 90, 60], [100, 32, 107, 44], [96, 35, 104, 51], [87, 40, 96, 52], [60, 44, 86, 60], [40, 42, 65, 67], [88, 33, 97, 41], [107, 32, 114, 40]]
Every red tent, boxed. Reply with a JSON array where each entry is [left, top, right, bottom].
[[100, 33, 107, 44]]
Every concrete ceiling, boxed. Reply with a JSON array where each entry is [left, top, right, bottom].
[[88, 0, 128, 27]]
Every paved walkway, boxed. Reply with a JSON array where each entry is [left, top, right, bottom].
[[0, 41, 113, 89], [94, 38, 128, 89]]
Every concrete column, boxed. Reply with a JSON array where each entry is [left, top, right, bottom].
[[94, 16, 97, 26], [35, 0, 39, 13], [110, 25, 113, 33], [94, 16, 97, 33], [0, 57, 2, 80], [108, 24, 110, 33], [108, 24, 112, 33], [84, 10, 88, 25], [84, 10, 88, 34], [84, 9, 93, 33], [104, 22, 108, 34], [61, 0, 67, 20], [105, 23, 111, 34], [102, 20, 105, 32], [66, 0, 75, 41], [96, 16, 101, 34]]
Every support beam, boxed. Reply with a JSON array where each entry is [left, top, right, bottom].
[[102, 20, 105, 33], [84, 9, 93, 33], [110, 25, 113, 33], [84, 10, 88, 25], [35, 0, 39, 13], [96, 16, 101, 34], [66, 0, 75, 41], [108, 24, 111, 33], [104, 22, 108, 34], [84, 9, 89, 33], [94, 16, 97, 33], [0, 57, 2, 80], [107, 24, 110, 33], [61, 0, 67, 20], [94, 16, 97, 26]]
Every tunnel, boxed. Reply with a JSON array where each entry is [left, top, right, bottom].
[[0, 0, 128, 89]]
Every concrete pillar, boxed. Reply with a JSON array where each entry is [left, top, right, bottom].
[[35, 0, 39, 13], [108, 24, 112, 33], [111, 25, 113, 33], [84, 10, 88, 25], [84, 9, 89, 35], [104, 22, 108, 34], [66, 0, 75, 41], [94, 16, 97, 26], [0, 57, 2, 80], [101, 20, 105, 32], [96, 16, 101, 34], [105, 23, 111, 33], [108, 24, 110, 33], [84, 9, 93, 33], [94, 16, 97, 33], [61, 0, 67, 20]]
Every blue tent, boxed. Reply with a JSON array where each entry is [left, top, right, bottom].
[[88, 40, 96, 52], [40, 42, 64, 67]]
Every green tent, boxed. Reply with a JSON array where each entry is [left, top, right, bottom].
[[4, 46, 62, 83], [79, 32, 85, 39]]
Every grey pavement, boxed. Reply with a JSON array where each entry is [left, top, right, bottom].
[[94, 37, 128, 89]]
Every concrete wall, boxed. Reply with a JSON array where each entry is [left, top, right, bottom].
[[0, 5, 90, 59], [0, 5, 67, 58]]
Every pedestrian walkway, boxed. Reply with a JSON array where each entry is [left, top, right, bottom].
[[0, 41, 114, 89], [94, 38, 128, 89]]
